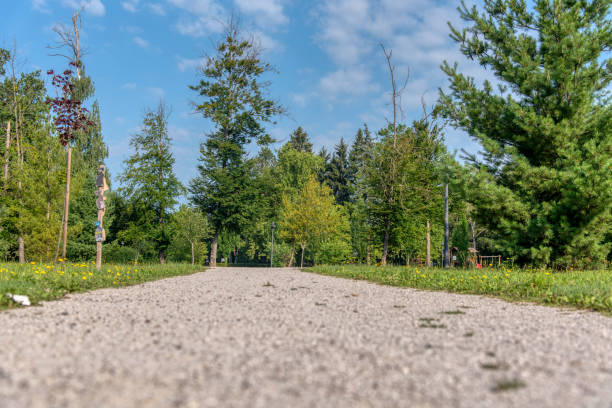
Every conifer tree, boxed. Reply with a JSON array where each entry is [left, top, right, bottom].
[[288, 126, 313, 153], [119, 102, 183, 263], [189, 18, 284, 267], [439, 0, 612, 267], [324, 137, 352, 205], [348, 124, 373, 192]]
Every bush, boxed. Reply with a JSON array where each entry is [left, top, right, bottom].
[[102, 242, 138, 264], [66, 242, 96, 261]]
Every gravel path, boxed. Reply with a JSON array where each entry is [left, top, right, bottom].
[[1, 267, 612, 408]]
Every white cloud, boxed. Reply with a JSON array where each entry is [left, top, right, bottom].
[[122, 82, 137, 90], [61, 0, 106, 16], [148, 3, 165, 15], [291, 93, 309, 108], [312, 120, 355, 148], [319, 68, 380, 100], [121, 25, 142, 34], [121, 0, 139, 12], [32, 0, 50, 13], [177, 56, 206, 72], [234, 0, 288, 27], [147, 87, 165, 99], [168, 0, 225, 36], [133, 36, 149, 48], [253, 31, 282, 53]]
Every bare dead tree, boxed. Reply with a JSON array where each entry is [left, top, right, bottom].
[[378, 43, 409, 266]]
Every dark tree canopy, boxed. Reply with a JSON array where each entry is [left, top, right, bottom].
[[289, 126, 313, 153]]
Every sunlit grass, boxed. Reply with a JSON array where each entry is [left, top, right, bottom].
[[308, 265, 612, 314], [0, 261, 203, 309]]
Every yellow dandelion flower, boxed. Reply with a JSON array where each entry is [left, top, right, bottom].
[[82, 276, 87, 280]]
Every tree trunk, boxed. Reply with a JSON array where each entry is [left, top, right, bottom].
[[288, 240, 295, 267], [61, 146, 72, 259], [426, 219, 431, 267], [18, 235, 24, 264], [381, 217, 391, 265], [300, 243, 306, 268], [210, 233, 218, 267], [470, 221, 477, 251], [135, 249, 139, 264], [191, 241, 195, 265], [366, 244, 371, 265], [159, 251, 166, 264], [3, 121, 9, 184]]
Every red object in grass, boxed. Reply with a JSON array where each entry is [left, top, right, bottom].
[[476, 263, 482, 269]]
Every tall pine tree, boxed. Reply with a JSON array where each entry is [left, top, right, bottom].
[[189, 18, 284, 267], [119, 102, 183, 263], [439, 0, 612, 267]]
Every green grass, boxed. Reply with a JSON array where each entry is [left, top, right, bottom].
[[0, 261, 203, 310], [307, 265, 612, 314]]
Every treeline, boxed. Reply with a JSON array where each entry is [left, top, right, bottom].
[[1, 2, 611, 269]]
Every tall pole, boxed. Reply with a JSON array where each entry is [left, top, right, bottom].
[[443, 178, 450, 268], [270, 222, 275, 268], [95, 165, 108, 270]]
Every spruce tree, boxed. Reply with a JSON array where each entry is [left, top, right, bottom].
[[439, 0, 612, 267], [119, 102, 183, 263], [348, 125, 373, 191], [324, 137, 352, 205], [288, 126, 313, 153], [189, 18, 284, 267]]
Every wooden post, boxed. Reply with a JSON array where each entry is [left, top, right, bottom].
[[95, 164, 108, 269]]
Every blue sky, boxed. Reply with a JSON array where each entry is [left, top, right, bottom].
[[3, 0, 487, 189]]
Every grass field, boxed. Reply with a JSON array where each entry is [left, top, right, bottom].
[[308, 265, 612, 314], [0, 261, 203, 310]]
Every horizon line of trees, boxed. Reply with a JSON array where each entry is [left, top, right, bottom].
[[1, 1, 610, 269]]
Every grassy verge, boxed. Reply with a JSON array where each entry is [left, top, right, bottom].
[[308, 265, 612, 314], [0, 261, 203, 310]]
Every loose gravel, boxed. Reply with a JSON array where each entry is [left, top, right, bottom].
[[1, 267, 611, 408]]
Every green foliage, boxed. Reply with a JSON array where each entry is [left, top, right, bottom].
[[119, 102, 183, 262], [364, 119, 447, 264], [323, 138, 352, 205], [288, 126, 313, 153], [0, 262, 202, 310], [439, 0, 612, 268], [451, 218, 471, 266], [310, 265, 612, 315], [170, 205, 210, 264], [102, 242, 138, 264], [189, 20, 284, 266], [274, 143, 324, 197], [279, 176, 350, 266]]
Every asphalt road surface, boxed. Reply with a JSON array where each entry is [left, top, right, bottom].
[[1, 267, 611, 408]]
